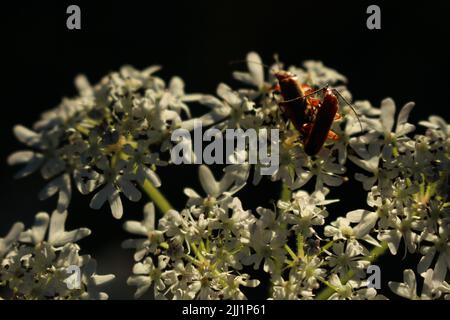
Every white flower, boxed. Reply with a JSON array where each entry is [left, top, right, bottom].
[[324, 209, 380, 250], [220, 274, 260, 300], [0, 222, 24, 258], [161, 76, 203, 118], [241, 219, 285, 273], [210, 197, 256, 245], [9, 65, 202, 218], [388, 269, 444, 300], [213, 83, 256, 129], [278, 188, 337, 237], [181, 94, 231, 130], [38, 174, 72, 213], [325, 241, 369, 277], [122, 202, 164, 261], [89, 158, 141, 219], [122, 141, 163, 186], [289, 61, 347, 87], [353, 100, 381, 117], [419, 115, 449, 139], [127, 255, 169, 299], [8, 125, 65, 179], [80, 258, 116, 300], [263, 136, 303, 188], [1, 212, 113, 300], [418, 225, 450, 284], [290, 256, 326, 291], [331, 112, 367, 165], [5, 53, 450, 301], [363, 98, 415, 160], [294, 150, 347, 190], [184, 165, 249, 212], [377, 208, 419, 256], [271, 274, 314, 300], [348, 139, 399, 191], [232, 51, 267, 91], [327, 274, 378, 300], [19, 211, 90, 247]]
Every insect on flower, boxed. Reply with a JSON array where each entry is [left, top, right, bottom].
[[301, 87, 341, 156], [232, 58, 362, 156], [272, 70, 313, 132]]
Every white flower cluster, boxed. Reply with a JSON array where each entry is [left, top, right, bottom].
[[5, 52, 449, 300], [0, 211, 114, 299], [225, 53, 449, 299], [8, 66, 202, 219], [121, 165, 386, 300], [122, 166, 259, 299]]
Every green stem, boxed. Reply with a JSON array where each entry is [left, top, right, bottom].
[[320, 240, 335, 253], [280, 183, 292, 201], [190, 242, 204, 261], [315, 241, 389, 300], [284, 244, 298, 261], [297, 234, 305, 258], [317, 277, 339, 293], [140, 179, 173, 214]]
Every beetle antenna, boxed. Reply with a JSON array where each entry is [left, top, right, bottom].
[[280, 85, 329, 103], [332, 89, 363, 132]]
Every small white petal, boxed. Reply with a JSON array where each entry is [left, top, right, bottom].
[[232, 71, 255, 86], [19, 212, 49, 244], [109, 188, 123, 219], [432, 253, 447, 284], [48, 210, 91, 246], [91, 274, 115, 286], [353, 211, 378, 238], [143, 202, 156, 229], [198, 165, 220, 197], [142, 166, 161, 187], [169, 76, 185, 96], [118, 178, 142, 202], [380, 98, 396, 132], [11, 153, 44, 179], [7, 150, 34, 165], [388, 281, 414, 299], [404, 269, 417, 291], [13, 125, 40, 146], [123, 221, 148, 236], [89, 184, 112, 210], [418, 248, 436, 274], [0, 222, 24, 257], [396, 102, 415, 127]]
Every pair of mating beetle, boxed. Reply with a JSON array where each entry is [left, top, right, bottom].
[[274, 69, 358, 156], [239, 60, 361, 156]]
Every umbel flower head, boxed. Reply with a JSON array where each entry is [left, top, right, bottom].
[[5, 51, 450, 300], [8, 66, 203, 219], [0, 211, 114, 300], [122, 166, 259, 300]]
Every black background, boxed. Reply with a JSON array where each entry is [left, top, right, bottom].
[[1, 0, 449, 299]]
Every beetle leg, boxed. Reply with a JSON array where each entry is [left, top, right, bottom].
[[272, 83, 281, 92], [308, 97, 321, 107], [327, 130, 339, 141], [301, 85, 321, 107], [301, 84, 313, 93], [334, 112, 342, 121]]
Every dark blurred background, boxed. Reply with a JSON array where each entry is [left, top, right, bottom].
[[1, 0, 449, 299]]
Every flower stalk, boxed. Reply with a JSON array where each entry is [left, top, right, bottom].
[[141, 179, 173, 214]]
